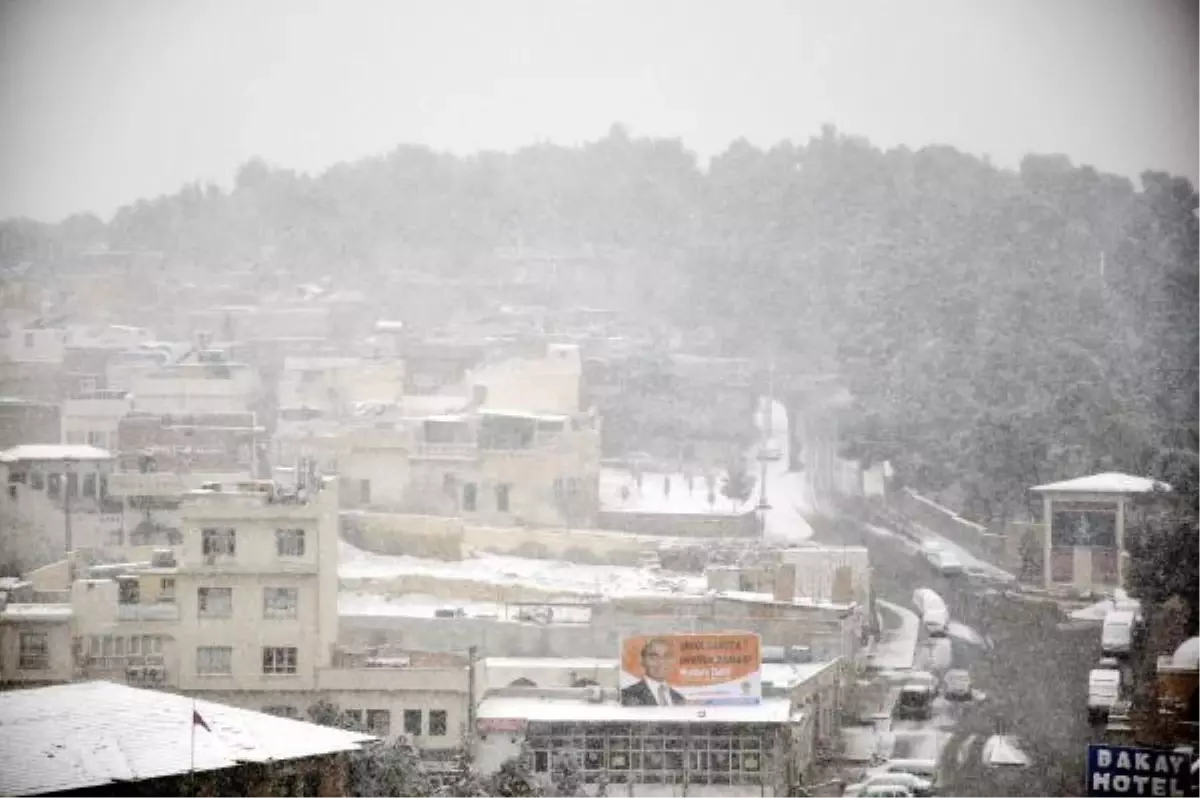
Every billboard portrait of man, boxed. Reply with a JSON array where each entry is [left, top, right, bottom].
[[621, 637, 686, 706]]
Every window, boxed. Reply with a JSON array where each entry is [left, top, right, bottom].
[[87, 431, 105, 448], [160, 578, 176, 602], [264, 705, 299, 719], [343, 709, 364, 727], [30, 471, 44, 491], [82, 473, 97, 498], [429, 709, 448, 736], [264, 587, 298, 619], [197, 587, 233, 618], [117, 578, 139, 604], [18, 632, 48, 670], [262, 646, 298, 675], [534, 751, 549, 773], [201, 527, 236, 558], [46, 473, 60, 498], [275, 528, 306, 557], [496, 484, 511, 512], [359, 479, 371, 504], [404, 709, 422, 736], [196, 646, 232, 675], [462, 482, 477, 512], [367, 709, 392, 736], [65, 472, 78, 498]]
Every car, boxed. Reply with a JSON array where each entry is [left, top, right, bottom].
[[849, 772, 935, 796], [842, 783, 916, 798], [867, 760, 939, 786], [926, 549, 965, 577], [943, 668, 972, 700]]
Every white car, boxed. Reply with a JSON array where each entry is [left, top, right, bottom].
[[842, 783, 916, 798], [926, 549, 965, 576], [943, 668, 972, 700], [844, 773, 935, 796]]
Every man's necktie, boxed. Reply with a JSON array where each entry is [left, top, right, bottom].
[[657, 684, 670, 706]]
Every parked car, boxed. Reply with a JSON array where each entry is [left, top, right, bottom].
[[926, 549, 965, 576], [943, 668, 972, 700], [843, 772, 935, 797], [842, 783, 916, 798], [867, 759, 939, 785], [1102, 609, 1136, 657]]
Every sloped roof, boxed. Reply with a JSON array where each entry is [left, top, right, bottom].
[[0, 681, 375, 796], [1031, 472, 1171, 495]]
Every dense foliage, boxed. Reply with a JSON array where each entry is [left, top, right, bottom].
[[4, 122, 1195, 616]]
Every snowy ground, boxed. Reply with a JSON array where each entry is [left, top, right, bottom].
[[598, 468, 756, 515], [338, 591, 593, 622], [338, 540, 708, 598], [757, 398, 817, 543], [873, 599, 920, 671]]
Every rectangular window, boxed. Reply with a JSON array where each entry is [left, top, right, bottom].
[[66, 472, 78, 498], [367, 709, 392, 736], [18, 632, 48, 670], [30, 471, 44, 491], [201, 527, 236, 558], [404, 709, 422, 736], [263, 587, 298, 620], [275, 528, 306, 557], [197, 587, 233, 618], [129, 635, 141, 655], [262, 646, 298, 675], [196, 646, 232, 675], [87, 431, 105, 448], [534, 751, 549, 773], [118, 578, 139, 604], [160, 578, 176, 601], [344, 709, 364, 727], [462, 483, 477, 512], [429, 709, 448, 736], [496, 484, 510, 512], [82, 473, 97, 498], [46, 473, 61, 498]]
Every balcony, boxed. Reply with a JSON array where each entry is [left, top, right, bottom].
[[118, 602, 180, 621]]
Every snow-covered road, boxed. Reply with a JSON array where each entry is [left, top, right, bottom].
[[756, 398, 817, 544]]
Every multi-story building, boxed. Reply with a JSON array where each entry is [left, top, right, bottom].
[[0, 397, 60, 450], [340, 407, 602, 528], [0, 444, 121, 568], [129, 350, 259, 415], [277, 355, 406, 416], [115, 410, 263, 477], [0, 477, 472, 759], [61, 389, 133, 451]]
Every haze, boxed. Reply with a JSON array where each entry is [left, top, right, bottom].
[[0, 0, 1195, 223]]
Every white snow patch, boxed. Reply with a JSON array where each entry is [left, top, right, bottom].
[[947, 621, 989, 648], [874, 600, 920, 671], [982, 735, 1031, 767]]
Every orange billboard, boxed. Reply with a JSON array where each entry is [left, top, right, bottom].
[[619, 633, 762, 707]]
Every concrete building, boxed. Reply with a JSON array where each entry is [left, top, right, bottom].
[[0, 681, 374, 797], [115, 410, 263, 477], [277, 355, 406, 416], [0, 397, 61, 450], [0, 477, 473, 759], [468, 343, 583, 415], [62, 389, 133, 451], [0, 445, 120, 568], [129, 351, 259, 415], [340, 408, 602, 528]]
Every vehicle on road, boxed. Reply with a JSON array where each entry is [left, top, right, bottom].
[[1101, 608, 1136, 656], [1089, 652, 1123, 720], [943, 668, 972, 700], [925, 548, 964, 576], [894, 671, 937, 721], [912, 588, 949, 637], [843, 773, 934, 797], [867, 759, 939, 785], [927, 637, 953, 673], [841, 782, 917, 798]]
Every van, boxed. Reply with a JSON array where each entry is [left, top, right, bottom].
[[1102, 609, 1135, 656], [1087, 666, 1121, 724]]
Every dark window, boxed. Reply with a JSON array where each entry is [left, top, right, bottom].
[[46, 473, 60, 498], [30, 471, 44, 490], [201, 528, 236, 557], [82, 473, 97, 498], [65, 472, 78, 498], [404, 709, 422, 736], [262, 646, 298, 675], [367, 709, 391, 735], [534, 751, 549, 773], [275, 528, 306, 557], [496, 484, 510, 512], [463, 483, 477, 512], [429, 709, 448, 736]]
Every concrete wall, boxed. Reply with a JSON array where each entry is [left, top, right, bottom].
[[341, 510, 651, 565], [0, 618, 73, 685], [893, 487, 1014, 569], [598, 509, 759, 538]]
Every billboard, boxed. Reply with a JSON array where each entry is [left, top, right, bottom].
[[619, 633, 761, 707], [1086, 744, 1196, 797]]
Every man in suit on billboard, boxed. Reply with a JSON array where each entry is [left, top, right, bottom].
[[621, 638, 686, 706]]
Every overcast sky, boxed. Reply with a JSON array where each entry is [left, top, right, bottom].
[[0, 0, 1196, 222]]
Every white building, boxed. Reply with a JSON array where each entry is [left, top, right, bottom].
[[130, 352, 258, 415], [61, 389, 133, 451], [0, 476, 472, 759]]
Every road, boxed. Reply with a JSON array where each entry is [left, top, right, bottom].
[[796, 423, 1101, 796], [828, 518, 1102, 795]]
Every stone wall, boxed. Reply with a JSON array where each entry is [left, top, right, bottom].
[[597, 509, 759, 538]]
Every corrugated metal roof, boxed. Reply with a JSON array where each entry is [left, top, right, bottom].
[[0, 682, 375, 796]]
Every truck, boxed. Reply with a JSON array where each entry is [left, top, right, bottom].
[[1088, 659, 1122, 724], [912, 588, 949, 637]]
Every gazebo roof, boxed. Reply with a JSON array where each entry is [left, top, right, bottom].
[[1031, 471, 1171, 495]]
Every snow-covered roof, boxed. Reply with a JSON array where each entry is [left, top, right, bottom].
[[1031, 472, 1171, 495], [981, 735, 1031, 767], [482, 657, 619, 671], [760, 661, 839, 690], [476, 695, 793, 724], [1, 604, 72, 621], [478, 408, 570, 423], [0, 681, 375, 796], [0, 444, 113, 463]]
